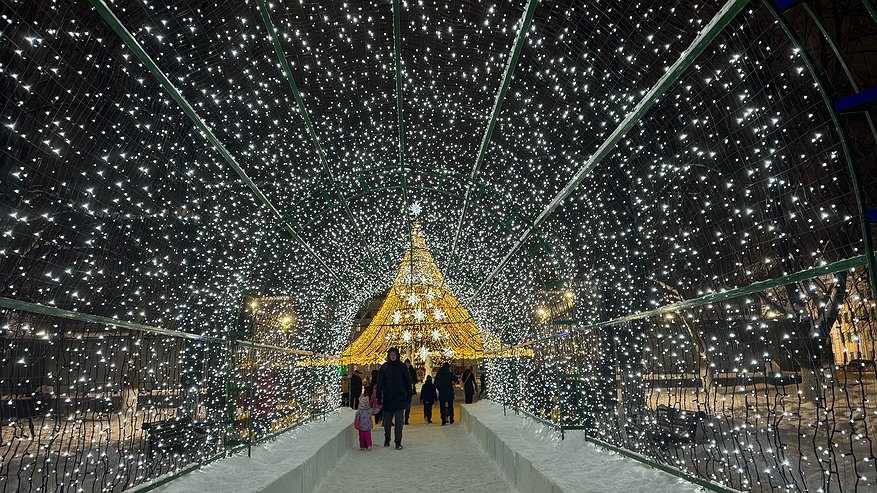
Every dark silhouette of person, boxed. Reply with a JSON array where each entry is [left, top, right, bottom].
[[350, 370, 363, 410], [377, 347, 412, 448], [463, 367, 478, 404], [404, 359, 417, 424], [341, 371, 350, 409], [420, 375, 438, 424], [434, 362, 458, 425], [365, 370, 382, 425], [406, 359, 418, 388]]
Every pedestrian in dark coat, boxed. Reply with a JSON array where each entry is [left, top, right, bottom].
[[419, 375, 438, 424], [350, 370, 363, 410], [377, 347, 413, 449], [463, 367, 478, 404], [433, 362, 458, 425]]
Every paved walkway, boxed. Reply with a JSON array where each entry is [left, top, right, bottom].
[[314, 407, 514, 493]]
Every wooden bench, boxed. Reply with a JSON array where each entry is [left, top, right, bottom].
[[141, 416, 211, 458], [649, 405, 706, 448]]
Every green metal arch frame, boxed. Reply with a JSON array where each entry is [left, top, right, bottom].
[[764, 0, 877, 302], [786, 1, 877, 205], [345, 180, 570, 286], [273, 186, 569, 301], [344, 185, 523, 235], [348, 165, 515, 208], [285, 165, 530, 234], [345, 182, 569, 292]]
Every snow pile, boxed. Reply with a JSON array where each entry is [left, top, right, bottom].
[[463, 401, 704, 493], [151, 409, 354, 493]]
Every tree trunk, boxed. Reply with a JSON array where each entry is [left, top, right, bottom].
[[651, 278, 714, 405], [797, 271, 848, 406], [680, 316, 714, 403]]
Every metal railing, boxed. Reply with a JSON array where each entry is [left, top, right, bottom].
[[0, 306, 339, 493], [485, 262, 877, 492]]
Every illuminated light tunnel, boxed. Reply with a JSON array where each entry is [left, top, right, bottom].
[[1, 0, 877, 492]]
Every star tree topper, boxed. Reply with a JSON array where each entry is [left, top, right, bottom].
[[409, 201, 422, 217]]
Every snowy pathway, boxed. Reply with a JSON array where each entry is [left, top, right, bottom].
[[313, 420, 515, 493]]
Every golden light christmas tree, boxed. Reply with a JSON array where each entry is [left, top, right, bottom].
[[343, 220, 495, 365]]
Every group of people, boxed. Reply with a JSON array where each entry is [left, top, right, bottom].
[[353, 347, 480, 451]]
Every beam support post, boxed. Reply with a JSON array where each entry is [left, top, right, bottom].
[[449, 0, 540, 265], [88, 0, 341, 282], [473, 0, 749, 299], [254, 0, 365, 239]]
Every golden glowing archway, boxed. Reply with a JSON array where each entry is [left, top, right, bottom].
[[343, 221, 496, 365]]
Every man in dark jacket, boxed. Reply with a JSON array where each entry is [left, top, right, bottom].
[[463, 367, 478, 404], [377, 347, 413, 449], [350, 370, 363, 410], [433, 362, 458, 425]]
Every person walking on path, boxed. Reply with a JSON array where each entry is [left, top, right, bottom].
[[377, 347, 413, 449], [419, 375, 438, 424], [434, 362, 458, 425], [406, 359, 418, 389], [354, 395, 381, 450], [365, 370, 382, 425], [350, 370, 363, 410], [404, 359, 418, 424], [341, 372, 350, 410], [463, 367, 478, 404]]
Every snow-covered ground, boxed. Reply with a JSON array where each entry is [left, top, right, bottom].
[[314, 400, 705, 493], [464, 400, 705, 493], [137, 399, 723, 493], [151, 409, 352, 493], [313, 412, 515, 493]]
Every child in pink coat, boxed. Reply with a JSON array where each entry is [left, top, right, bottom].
[[354, 396, 381, 450]]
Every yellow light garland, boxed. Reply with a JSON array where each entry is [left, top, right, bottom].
[[342, 221, 498, 364]]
